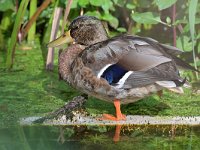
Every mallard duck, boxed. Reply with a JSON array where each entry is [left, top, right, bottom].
[[48, 16, 198, 121]]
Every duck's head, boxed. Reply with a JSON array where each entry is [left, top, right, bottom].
[[48, 16, 108, 47]]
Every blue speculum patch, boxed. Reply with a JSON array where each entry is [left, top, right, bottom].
[[101, 64, 128, 84]]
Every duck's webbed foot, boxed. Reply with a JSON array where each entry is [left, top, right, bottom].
[[99, 99, 126, 121], [101, 114, 126, 121]]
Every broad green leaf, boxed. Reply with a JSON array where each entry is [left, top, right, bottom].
[[71, 0, 78, 9], [126, 3, 135, 9], [101, 13, 119, 29], [90, 0, 114, 12], [155, 0, 177, 10], [0, 10, 12, 30], [117, 27, 127, 32], [131, 12, 161, 24], [176, 36, 193, 52], [102, 0, 114, 13], [138, 0, 151, 8], [189, 0, 198, 41], [0, 0, 15, 11], [112, 0, 125, 7], [112, 0, 118, 4], [85, 11, 101, 19], [166, 17, 171, 24], [78, 0, 89, 8], [89, 0, 102, 6], [59, 0, 67, 7]]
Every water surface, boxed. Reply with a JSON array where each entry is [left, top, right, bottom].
[[1, 125, 200, 150]]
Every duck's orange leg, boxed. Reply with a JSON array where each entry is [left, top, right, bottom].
[[100, 99, 126, 121]]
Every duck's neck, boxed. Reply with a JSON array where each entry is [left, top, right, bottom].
[[59, 44, 85, 81]]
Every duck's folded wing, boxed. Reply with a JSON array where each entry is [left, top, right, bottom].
[[80, 36, 173, 75], [122, 62, 182, 89]]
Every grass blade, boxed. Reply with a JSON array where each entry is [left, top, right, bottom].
[[28, 0, 37, 42], [6, 0, 29, 69], [189, 0, 199, 79]]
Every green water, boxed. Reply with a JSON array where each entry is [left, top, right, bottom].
[[1, 125, 200, 150]]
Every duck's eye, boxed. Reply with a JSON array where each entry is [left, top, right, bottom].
[[73, 26, 79, 30], [70, 26, 79, 33]]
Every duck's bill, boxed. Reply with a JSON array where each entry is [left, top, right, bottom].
[[47, 30, 74, 48]]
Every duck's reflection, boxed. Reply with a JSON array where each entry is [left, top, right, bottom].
[[56, 124, 181, 143], [113, 125, 122, 142]]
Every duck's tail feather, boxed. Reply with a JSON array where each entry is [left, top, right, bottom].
[[172, 55, 199, 72]]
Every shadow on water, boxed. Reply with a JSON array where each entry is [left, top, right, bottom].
[[1, 124, 200, 150]]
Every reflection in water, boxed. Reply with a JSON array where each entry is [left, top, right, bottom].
[[0, 125, 200, 150], [113, 125, 122, 142]]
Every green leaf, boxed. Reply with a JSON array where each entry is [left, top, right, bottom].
[[78, 0, 89, 8], [71, 0, 78, 9], [102, 0, 114, 13], [176, 36, 193, 52], [101, 13, 119, 29], [131, 12, 161, 24], [112, 0, 125, 7], [189, 0, 198, 41], [117, 27, 127, 33], [0, 0, 15, 11], [155, 0, 177, 10], [166, 17, 171, 24], [59, 0, 67, 8], [126, 3, 135, 9], [90, 0, 114, 12], [138, 0, 152, 8], [89, 0, 102, 6], [85, 11, 101, 19]]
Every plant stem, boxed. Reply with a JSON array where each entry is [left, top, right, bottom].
[[28, 0, 37, 43], [189, 0, 199, 79], [172, 4, 176, 47], [22, 0, 51, 40], [46, 7, 63, 71], [62, 0, 73, 34]]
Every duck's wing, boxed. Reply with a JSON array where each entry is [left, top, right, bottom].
[[81, 36, 172, 73], [79, 35, 189, 88], [141, 36, 198, 72]]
